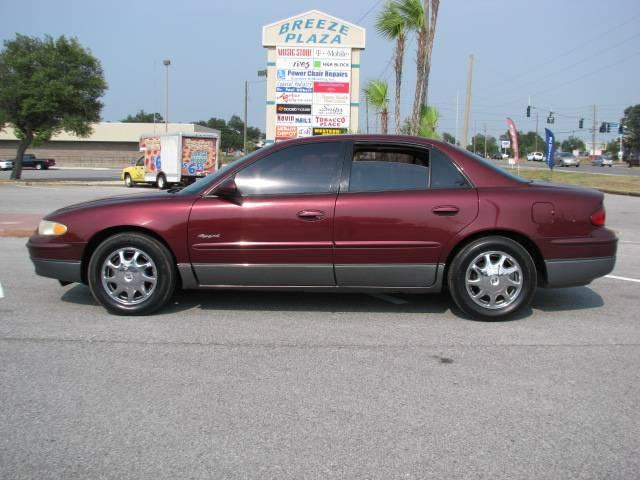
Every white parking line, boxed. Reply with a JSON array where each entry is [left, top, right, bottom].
[[0, 221, 20, 225], [605, 275, 640, 283], [370, 293, 409, 305]]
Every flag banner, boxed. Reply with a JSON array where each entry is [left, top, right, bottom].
[[545, 128, 555, 170], [506, 117, 520, 164]]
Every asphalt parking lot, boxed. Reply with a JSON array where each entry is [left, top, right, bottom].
[[1, 183, 639, 479]]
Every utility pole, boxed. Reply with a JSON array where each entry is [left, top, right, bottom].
[[591, 104, 597, 157], [483, 123, 487, 158], [365, 97, 369, 134], [163, 59, 171, 133], [535, 111, 539, 152], [455, 91, 459, 145], [243, 80, 248, 153], [462, 54, 474, 149]]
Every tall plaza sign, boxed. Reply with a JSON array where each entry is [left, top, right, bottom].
[[262, 10, 366, 144]]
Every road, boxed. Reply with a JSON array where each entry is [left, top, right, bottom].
[[493, 158, 640, 176], [0, 167, 121, 182], [0, 186, 639, 479]]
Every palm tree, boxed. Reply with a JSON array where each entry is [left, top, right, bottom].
[[376, 1, 407, 134], [364, 80, 390, 134], [398, 0, 439, 135], [416, 105, 440, 139]]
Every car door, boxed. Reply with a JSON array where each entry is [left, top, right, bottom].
[[133, 157, 145, 182], [188, 141, 345, 286], [333, 141, 478, 287]]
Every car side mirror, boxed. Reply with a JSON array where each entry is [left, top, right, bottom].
[[215, 177, 239, 198]]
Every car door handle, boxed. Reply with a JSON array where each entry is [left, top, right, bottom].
[[297, 210, 325, 220], [432, 205, 460, 216]]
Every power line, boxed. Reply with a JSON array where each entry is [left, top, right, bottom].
[[356, 0, 385, 24]]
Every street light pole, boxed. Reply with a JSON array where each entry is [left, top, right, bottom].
[[163, 59, 171, 133], [244, 80, 248, 154]]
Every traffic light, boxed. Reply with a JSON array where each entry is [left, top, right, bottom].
[[619, 121, 624, 134], [579, 118, 584, 129], [606, 123, 611, 133], [547, 112, 554, 124], [599, 122, 606, 133], [526, 106, 531, 117]]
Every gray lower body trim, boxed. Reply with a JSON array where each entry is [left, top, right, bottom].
[[544, 256, 615, 287], [335, 264, 438, 287], [192, 264, 336, 287], [31, 258, 82, 283], [185, 263, 444, 292], [177, 263, 199, 289]]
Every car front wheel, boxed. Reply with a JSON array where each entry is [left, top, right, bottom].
[[87, 233, 176, 315], [447, 236, 537, 321], [124, 174, 133, 187]]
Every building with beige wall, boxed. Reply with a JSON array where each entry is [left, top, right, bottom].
[[0, 122, 219, 168]]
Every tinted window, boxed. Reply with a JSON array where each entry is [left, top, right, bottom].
[[135, 157, 144, 166], [430, 148, 470, 188], [349, 147, 429, 192], [235, 142, 342, 195]]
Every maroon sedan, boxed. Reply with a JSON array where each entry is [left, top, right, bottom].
[[27, 135, 617, 320]]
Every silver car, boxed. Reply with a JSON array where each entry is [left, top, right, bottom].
[[0, 160, 14, 171], [554, 152, 580, 168]]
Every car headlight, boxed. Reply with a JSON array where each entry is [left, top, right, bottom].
[[38, 220, 68, 236]]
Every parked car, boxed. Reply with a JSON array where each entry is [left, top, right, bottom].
[[591, 154, 613, 167], [121, 156, 147, 187], [554, 152, 580, 167], [0, 159, 14, 171], [626, 151, 639, 167], [527, 152, 544, 162], [3, 153, 56, 170], [27, 135, 617, 321]]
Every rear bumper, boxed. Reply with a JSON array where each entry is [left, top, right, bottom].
[[32, 258, 82, 283], [544, 256, 615, 287]]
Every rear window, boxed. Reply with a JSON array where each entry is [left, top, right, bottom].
[[455, 147, 530, 184]]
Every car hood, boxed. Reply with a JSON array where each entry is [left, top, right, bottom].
[[46, 193, 175, 218]]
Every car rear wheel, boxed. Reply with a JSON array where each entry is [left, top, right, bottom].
[[157, 173, 167, 190], [87, 233, 176, 315], [447, 236, 537, 321], [124, 174, 133, 187], [35, 163, 43, 170]]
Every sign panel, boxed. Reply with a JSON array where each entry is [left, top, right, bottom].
[[312, 104, 350, 116], [313, 127, 348, 135], [274, 46, 352, 141], [277, 104, 312, 114], [181, 137, 217, 176], [501, 140, 511, 149]]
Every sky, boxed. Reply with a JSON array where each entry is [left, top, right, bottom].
[[1, 0, 639, 144]]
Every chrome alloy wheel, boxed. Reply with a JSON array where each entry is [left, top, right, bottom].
[[465, 251, 523, 310], [101, 247, 157, 306]]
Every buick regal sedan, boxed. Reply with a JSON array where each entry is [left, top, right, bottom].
[[27, 135, 617, 320]]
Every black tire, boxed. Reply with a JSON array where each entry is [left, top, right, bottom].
[[87, 233, 176, 315], [157, 174, 167, 190], [447, 236, 537, 321], [124, 174, 133, 188], [35, 163, 43, 170]]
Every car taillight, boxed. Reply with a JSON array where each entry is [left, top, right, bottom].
[[590, 206, 606, 226]]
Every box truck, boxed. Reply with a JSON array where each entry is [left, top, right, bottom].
[[139, 131, 220, 189]]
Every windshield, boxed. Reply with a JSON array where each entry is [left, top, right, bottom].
[[177, 148, 268, 196]]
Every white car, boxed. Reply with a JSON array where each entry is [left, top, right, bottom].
[[0, 160, 14, 171], [527, 152, 544, 161]]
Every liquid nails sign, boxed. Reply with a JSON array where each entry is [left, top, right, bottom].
[[275, 46, 350, 141]]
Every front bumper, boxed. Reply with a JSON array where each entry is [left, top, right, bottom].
[[32, 258, 82, 283], [544, 256, 615, 287]]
